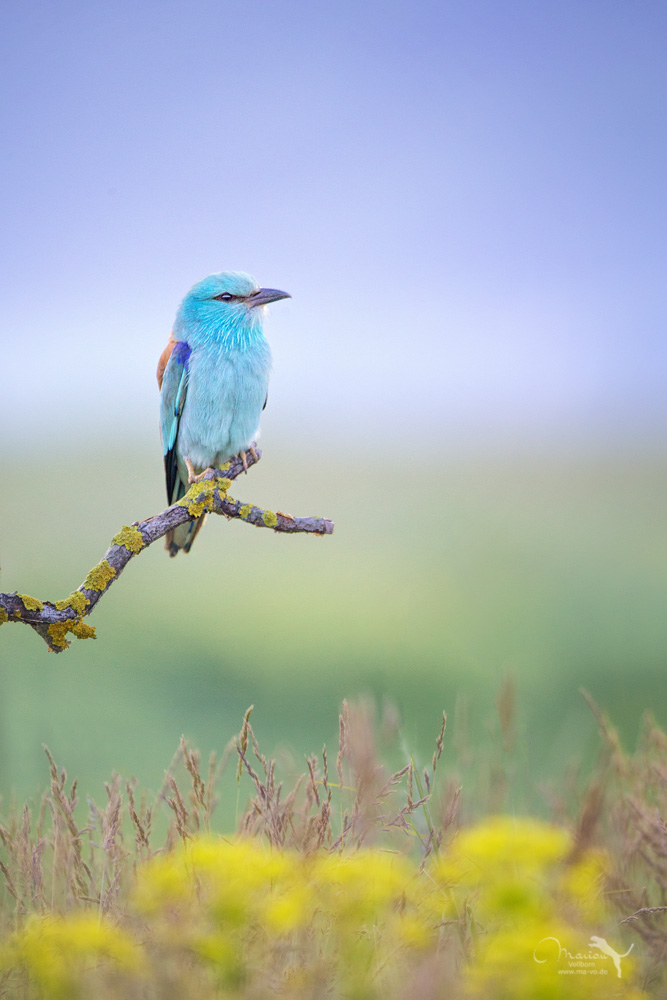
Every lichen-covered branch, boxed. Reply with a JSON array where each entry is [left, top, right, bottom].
[[0, 449, 333, 653]]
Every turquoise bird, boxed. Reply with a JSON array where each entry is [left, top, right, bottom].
[[157, 271, 290, 556]]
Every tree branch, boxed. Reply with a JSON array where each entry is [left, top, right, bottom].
[[0, 449, 333, 653]]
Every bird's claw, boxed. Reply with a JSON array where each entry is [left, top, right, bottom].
[[238, 446, 258, 473], [186, 458, 216, 484]]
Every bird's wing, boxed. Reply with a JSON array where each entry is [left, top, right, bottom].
[[158, 338, 192, 504]]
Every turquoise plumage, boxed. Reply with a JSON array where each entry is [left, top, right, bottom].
[[157, 271, 290, 556]]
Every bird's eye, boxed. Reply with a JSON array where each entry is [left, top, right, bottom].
[[214, 292, 234, 302]]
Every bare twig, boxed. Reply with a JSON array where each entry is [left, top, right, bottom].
[[0, 449, 333, 652]]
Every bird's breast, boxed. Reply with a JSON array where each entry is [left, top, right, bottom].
[[178, 339, 272, 467]]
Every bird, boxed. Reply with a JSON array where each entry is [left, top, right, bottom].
[[157, 271, 290, 556]]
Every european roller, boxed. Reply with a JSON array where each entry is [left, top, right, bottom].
[[157, 271, 290, 556]]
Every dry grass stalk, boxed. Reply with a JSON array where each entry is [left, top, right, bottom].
[[578, 695, 667, 990]]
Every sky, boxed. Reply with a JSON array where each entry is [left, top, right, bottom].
[[2, 0, 666, 453]]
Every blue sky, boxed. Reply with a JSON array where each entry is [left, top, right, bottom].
[[2, 0, 666, 452]]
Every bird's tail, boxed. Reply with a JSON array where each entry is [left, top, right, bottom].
[[165, 516, 207, 557], [165, 472, 207, 557]]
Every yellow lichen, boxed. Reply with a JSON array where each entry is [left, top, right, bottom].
[[178, 479, 215, 517], [54, 591, 88, 614], [17, 593, 44, 612], [83, 560, 116, 592], [0, 608, 7, 626], [177, 479, 229, 518], [47, 622, 71, 649], [112, 525, 145, 554], [69, 621, 96, 640], [239, 504, 252, 520], [262, 510, 278, 528], [177, 489, 213, 518], [48, 614, 96, 648]]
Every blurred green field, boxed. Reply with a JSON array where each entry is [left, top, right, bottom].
[[1, 442, 665, 816]]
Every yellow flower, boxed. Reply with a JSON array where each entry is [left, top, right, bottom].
[[468, 921, 583, 999], [313, 850, 413, 923], [262, 883, 314, 933], [559, 850, 607, 923], [1, 913, 142, 998], [468, 920, 647, 1000], [133, 851, 191, 912], [390, 912, 433, 948], [191, 929, 242, 984], [436, 816, 569, 888], [134, 837, 296, 924]]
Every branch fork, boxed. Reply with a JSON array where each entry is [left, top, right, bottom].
[[0, 449, 333, 652]]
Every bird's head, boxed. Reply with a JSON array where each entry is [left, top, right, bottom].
[[174, 271, 290, 345]]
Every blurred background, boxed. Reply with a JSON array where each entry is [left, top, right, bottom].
[[1, 0, 665, 813]]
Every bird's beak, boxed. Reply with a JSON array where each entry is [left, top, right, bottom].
[[248, 287, 291, 308]]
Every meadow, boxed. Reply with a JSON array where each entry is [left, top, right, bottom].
[[0, 443, 665, 804], [0, 698, 666, 997], [1, 442, 666, 995]]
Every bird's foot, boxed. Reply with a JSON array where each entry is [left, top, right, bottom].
[[186, 458, 216, 484], [238, 446, 258, 473]]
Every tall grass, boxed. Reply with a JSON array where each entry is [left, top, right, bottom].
[[0, 696, 665, 997]]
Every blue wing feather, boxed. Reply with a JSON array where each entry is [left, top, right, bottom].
[[167, 365, 188, 450], [159, 341, 191, 504]]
